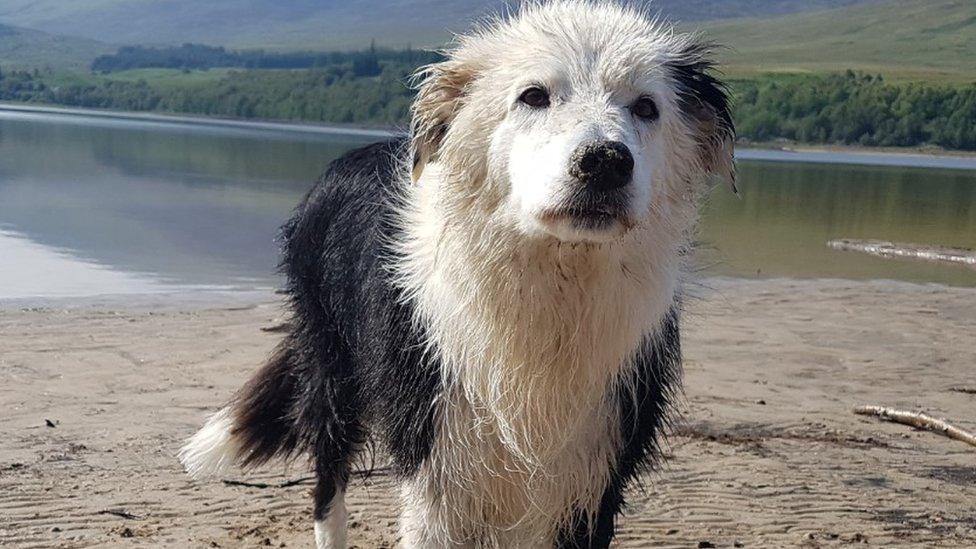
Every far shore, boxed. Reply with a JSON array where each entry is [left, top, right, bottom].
[[4, 101, 976, 171], [0, 102, 398, 140]]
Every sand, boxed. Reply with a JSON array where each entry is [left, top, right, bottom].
[[1, 278, 974, 548]]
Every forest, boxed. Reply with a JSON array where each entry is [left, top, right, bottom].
[[91, 43, 442, 74], [0, 54, 421, 125], [1, 46, 975, 150], [733, 72, 976, 151]]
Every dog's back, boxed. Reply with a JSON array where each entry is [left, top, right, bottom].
[[180, 139, 445, 546]]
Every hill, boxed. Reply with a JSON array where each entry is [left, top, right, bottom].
[[0, 0, 872, 51], [0, 24, 111, 70], [701, 0, 976, 81]]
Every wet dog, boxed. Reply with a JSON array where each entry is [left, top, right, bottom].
[[180, 1, 734, 547]]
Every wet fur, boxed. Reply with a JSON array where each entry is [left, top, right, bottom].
[[180, 2, 733, 547]]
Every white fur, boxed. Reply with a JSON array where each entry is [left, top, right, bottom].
[[315, 489, 348, 549], [394, 2, 728, 545], [178, 407, 242, 478]]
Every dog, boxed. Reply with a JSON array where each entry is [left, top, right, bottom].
[[179, 1, 734, 547]]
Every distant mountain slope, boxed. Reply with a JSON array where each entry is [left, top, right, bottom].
[[701, 0, 976, 81], [0, 24, 112, 70], [0, 0, 873, 50]]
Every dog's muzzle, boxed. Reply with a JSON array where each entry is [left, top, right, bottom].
[[542, 140, 634, 233], [569, 140, 633, 192]]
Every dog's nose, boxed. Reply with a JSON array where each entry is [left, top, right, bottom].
[[569, 141, 633, 192]]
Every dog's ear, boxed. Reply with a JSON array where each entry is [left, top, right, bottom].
[[410, 59, 476, 182], [667, 42, 737, 192]]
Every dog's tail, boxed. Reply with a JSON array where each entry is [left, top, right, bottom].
[[179, 343, 302, 478]]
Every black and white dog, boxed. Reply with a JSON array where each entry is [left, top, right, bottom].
[[180, 1, 734, 547]]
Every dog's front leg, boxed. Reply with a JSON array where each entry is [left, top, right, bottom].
[[553, 487, 622, 549], [397, 479, 476, 549]]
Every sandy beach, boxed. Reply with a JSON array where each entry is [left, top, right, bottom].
[[1, 278, 975, 548]]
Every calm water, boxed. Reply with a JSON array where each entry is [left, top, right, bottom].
[[1, 109, 974, 299]]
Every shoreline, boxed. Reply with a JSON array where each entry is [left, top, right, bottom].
[[4, 102, 976, 170], [2, 276, 971, 311], [737, 146, 976, 171], [0, 102, 399, 140]]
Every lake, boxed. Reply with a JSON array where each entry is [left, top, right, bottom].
[[1, 108, 974, 299]]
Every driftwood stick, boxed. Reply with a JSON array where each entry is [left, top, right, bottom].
[[220, 466, 394, 490], [97, 508, 143, 520], [222, 477, 314, 489], [828, 239, 976, 268], [854, 405, 976, 448]]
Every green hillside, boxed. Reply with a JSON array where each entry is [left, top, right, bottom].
[[701, 0, 976, 81], [0, 1, 492, 51], [0, 24, 111, 70], [0, 1, 870, 51]]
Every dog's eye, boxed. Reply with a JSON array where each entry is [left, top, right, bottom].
[[518, 87, 550, 108], [631, 96, 659, 121]]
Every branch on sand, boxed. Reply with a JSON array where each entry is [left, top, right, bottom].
[[854, 405, 976, 448], [98, 509, 143, 520], [222, 477, 313, 489], [221, 466, 394, 489]]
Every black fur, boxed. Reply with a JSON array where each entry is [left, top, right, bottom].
[[668, 42, 735, 138], [556, 310, 682, 548], [225, 139, 681, 547], [227, 139, 443, 506], [667, 42, 737, 190]]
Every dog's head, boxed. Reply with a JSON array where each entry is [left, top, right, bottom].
[[410, 1, 734, 244]]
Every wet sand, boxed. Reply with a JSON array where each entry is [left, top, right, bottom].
[[1, 278, 974, 548]]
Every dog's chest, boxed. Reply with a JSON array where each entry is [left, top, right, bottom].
[[418, 381, 622, 543], [394, 212, 681, 541]]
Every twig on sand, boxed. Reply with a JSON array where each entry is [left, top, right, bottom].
[[222, 477, 314, 489], [221, 466, 394, 489], [260, 321, 292, 333], [854, 405, 976, 448], [949, 387, 976, 395], [98, 509, 143, 520]]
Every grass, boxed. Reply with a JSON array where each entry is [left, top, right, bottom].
[[0, 24, 112, 71], [96, 68, 233, 89], [3, 0, 974, 84], [698, 0, 976, 83], [0, 1, 876, 53], [18, 68, 233, 93]]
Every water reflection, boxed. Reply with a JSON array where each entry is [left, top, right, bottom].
[[0, 110, 973, 299], [0, 112, 375, 298], [0, 227, 171, 299], [701, 162, 976, 286]]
